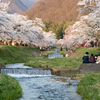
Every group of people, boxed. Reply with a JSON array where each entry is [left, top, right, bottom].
[[60, 47, 76, 53], [82, 52, 100, 64], [60, 47, 69, 51], [40, 47, 48, 51]]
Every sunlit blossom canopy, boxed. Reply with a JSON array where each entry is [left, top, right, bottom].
[[0, 1, 57, 46], [63, 0, 100, 47]]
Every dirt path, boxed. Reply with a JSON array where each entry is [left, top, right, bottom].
[[69, 52, 78, 57], [30, 52, 41, 57], [22, 49, 42, 57]]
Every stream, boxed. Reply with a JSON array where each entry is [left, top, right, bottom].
[[1, 63, 83, 100]]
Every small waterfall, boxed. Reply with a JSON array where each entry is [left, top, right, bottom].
[[1, 68, 51, 77], [1, 63, 51, 77]]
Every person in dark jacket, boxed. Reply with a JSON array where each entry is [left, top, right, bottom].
[[90, 54, 95, 63], [60, 47, 62, 51], [82, 52, 90, 63]]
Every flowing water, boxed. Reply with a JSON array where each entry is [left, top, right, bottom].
[[1, 63, 83, 100]]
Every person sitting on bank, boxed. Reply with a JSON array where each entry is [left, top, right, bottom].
[[60, 47, 62, 51], [70, 49, 73, 53], [82, 52, 90, 63], [95, 55, 98, 62], [90, 54, 95, 63], [96, 54, 100, 64]]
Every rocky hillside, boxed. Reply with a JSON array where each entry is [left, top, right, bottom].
[[24, 0, 79, 23], [2, 0, 38, 13]]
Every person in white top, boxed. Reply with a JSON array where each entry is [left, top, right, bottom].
[[96, 54, 100, 64]]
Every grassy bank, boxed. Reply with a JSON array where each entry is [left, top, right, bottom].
[[0, 74, 22, 100], [0, 45, 39, 100], [77, 73, 100, 100], [0, 45, 39, 66], [0, 45, 100, 69], [25, 47, 100, 69], [25, 56, 81, 69]]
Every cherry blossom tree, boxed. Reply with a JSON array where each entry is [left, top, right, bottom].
[[63, 0, 100, 47], [0, 1, 57, 46]]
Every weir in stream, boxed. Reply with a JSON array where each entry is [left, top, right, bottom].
[[1, 63, 83, 100]]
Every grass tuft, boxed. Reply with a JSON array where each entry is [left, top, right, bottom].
[[0, 74, 22, 100], [77, 73, 100, 100]]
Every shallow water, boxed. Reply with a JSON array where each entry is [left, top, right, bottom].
[[1, 63, 83, 100]]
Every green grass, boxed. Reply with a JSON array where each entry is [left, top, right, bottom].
[[0, 45, 39, 66], [77, 73, 100, 100], [25, 56, 81, 69], [0, 74, 22, 100], [0, 45, 100, 69], [25, 47, 100, 69]]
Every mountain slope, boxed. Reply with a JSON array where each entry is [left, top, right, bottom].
[[2, 0, 38, 13], [21, 0, 38, 8], [24, 0, 79, 23]]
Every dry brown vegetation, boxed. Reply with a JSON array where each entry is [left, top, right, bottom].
[[24, 0, 79, 23]]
